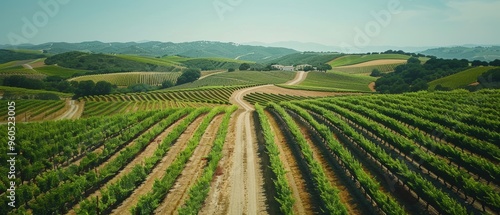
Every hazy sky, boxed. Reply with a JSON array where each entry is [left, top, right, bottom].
[[1, 0, 499, 47]]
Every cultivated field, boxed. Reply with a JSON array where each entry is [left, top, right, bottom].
[[1, 71, 499, 215], [428, 66, 499, 90], [69, 72, 182, 86]]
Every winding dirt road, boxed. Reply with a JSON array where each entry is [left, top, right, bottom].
[[55, 100, 80, 120], [225, 71, 309, 214]]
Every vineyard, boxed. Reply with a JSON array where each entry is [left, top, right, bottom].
[[81, 101, 220, 118], [82, 85, 252, 104], [0, 88, 497, 215], [171, 71, 296, 89], [328, 54, 411, 67], [0, 99, 69, 122], [69, 72, 181, 86], [333, 63, 404, 75], [281, 71, 376, 92]]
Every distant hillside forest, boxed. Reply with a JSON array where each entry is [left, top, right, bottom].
[[45, 52, 176, 73], [0, 49, 46, 64]]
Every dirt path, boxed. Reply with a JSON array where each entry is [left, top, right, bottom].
[[286, 71, 307, 85], [223, 71, 316, 214], [55, 100, 79, 120], [368, 82, 376, 92], [154, 114, 224, 214]]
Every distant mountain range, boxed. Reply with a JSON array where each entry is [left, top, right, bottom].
[[2, 41, 499, 63], [0, 41, 298, 63], [244, 41, 434, 53], [420, 46, 500, 62]]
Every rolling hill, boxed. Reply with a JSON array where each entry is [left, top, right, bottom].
[[266, 52, 341, 66], [428, 66, 498, 90], [0, 49, 46, 64], [1, 41, 298, 62], [328, 54, 411, 67], [420, 46, 500, 62]]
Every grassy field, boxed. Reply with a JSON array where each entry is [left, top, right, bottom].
[[428, 66, 498, 90], [70, 72, 182, 86], [290, 71, 377, 92], [328, 54, 411, 67], [170, 71, 296, 89]]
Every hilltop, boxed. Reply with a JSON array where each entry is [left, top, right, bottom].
[[0, 41, 297, 63]]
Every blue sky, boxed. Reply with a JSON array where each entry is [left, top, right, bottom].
[[1, 0, 499, 47]]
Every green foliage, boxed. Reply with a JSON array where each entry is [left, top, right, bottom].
[[74, 80, 115, 98], [428, 66, 497, 90], [370, 68, 383, 77], [45, 51, 176, 73], [490, 59, 500, 66], [239, 63, 251, 71], [161, 80, 175, 89], [0, 49, 45, 64], [478, 68, 500, 85], [316, 63, 332, 72], [376, 58, 470, 93], [177, 68, 201, 85], [3, 75, 44, 89], [407, 57, 421, 64]]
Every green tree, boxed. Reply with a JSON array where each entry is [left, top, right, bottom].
[[317, 64, 332, 72], [176, 68, 201, 85], [239, 63, 251, 71], [489, 59, 500, 66], [93, 81, 113, 95], [75, 80, 95, 97], [228, 68, 236, 72], [472, 60, 489, 67], [370, 69, 383, 77], [161, 80, 175, 88], [407, 57, 421, 64]]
